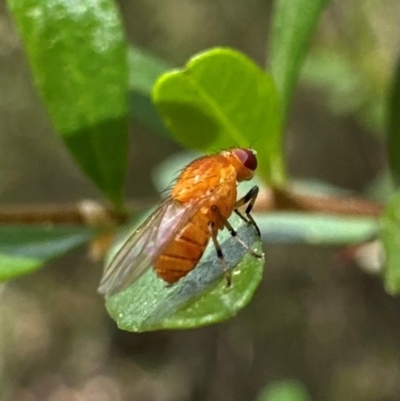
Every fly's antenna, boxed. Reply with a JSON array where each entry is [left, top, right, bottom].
[[231, 140, 240, 150], [249, 137, 261, 150]]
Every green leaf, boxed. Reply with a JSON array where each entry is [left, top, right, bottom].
[[269, 0, 329, 118], [7, 0, 129, 207], [379, 192, 400, 295], [388, 58, 400, 186], [0, 226, 94, 282], [256, 380, 312, 401], [105, 214, 264, 332], [129, 46, 171, 136], [152, 47, 285, 185]]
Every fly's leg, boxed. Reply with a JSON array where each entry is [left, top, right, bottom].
[[234, 185, 260, 236], [211, 204, 263, 259], [209, 221, 232, 287]]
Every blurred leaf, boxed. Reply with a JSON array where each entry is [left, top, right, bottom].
[[301, 51, 366, 113], [269, 0, 328, 118], [129, 46, 171, 94], [0, 226, 94, 282], [105, 214, 264, 332], [256, 213, 378, 245], [364, 170, 396, 203], [7, 0, 129, 207], [129, 46, 171, 136], [379, 192, 400, 295], [301, 50, 387, 135], [388, 58, 400, 185], [256, 380, 312, 401], [152, 47, 285, 185]]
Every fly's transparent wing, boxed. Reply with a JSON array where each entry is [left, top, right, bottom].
[[98, 198, 199, 296]]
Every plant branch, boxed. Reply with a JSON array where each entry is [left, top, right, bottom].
[[0, 199, 156, 226], [0, 189, 383, 227], [254, 188, 384, 217]]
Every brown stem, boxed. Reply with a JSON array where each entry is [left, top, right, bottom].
[[0, 189, 384, 227], [254, 188, 384, 217], [0, 199, 156, 226]]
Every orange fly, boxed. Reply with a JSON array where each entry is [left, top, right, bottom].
[[98, 148, 263, 296]]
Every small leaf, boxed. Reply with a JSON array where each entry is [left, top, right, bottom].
[[269, 0, 329, 118], [152, 47, 285, 185], [129, 46, 171, 136], [7, 0, 129, 207], [388, 58, 400, 185], [256, 380, 312, 401], [105, 214, 264, 332], [379, 192, 400, 295], [0, 226, 94, 282]]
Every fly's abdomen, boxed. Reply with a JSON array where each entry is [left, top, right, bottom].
[[155, 212, 210, 284]]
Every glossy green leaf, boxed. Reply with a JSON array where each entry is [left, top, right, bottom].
[[379, 192, 400, 295], [269, 0, 329, 118], [256, 380, 312, 401], [0, 226, 94, 282], [388, 58, 400, 185], [152, 47, 285, 185], [7, 0, 129, 207], [105, 214, 264, 332], [129, 46, 171, 136]]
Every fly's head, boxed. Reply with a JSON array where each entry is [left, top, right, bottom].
[[221, 148, 258, 182]]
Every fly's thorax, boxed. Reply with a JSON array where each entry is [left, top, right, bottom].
[[221, 148, 258, 182], [200, 186, 237, 230], [171, 154, 237, 202]]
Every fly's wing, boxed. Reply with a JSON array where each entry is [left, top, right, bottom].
[[98, 198, 199, 296]]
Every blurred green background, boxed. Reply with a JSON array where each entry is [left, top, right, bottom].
[[0, 1, 399, 401]]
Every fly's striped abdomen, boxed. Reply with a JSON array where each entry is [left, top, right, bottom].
[[155, 211, 210, 284]]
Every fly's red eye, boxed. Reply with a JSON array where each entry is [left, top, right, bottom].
[[234, 149, 258, 171]]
